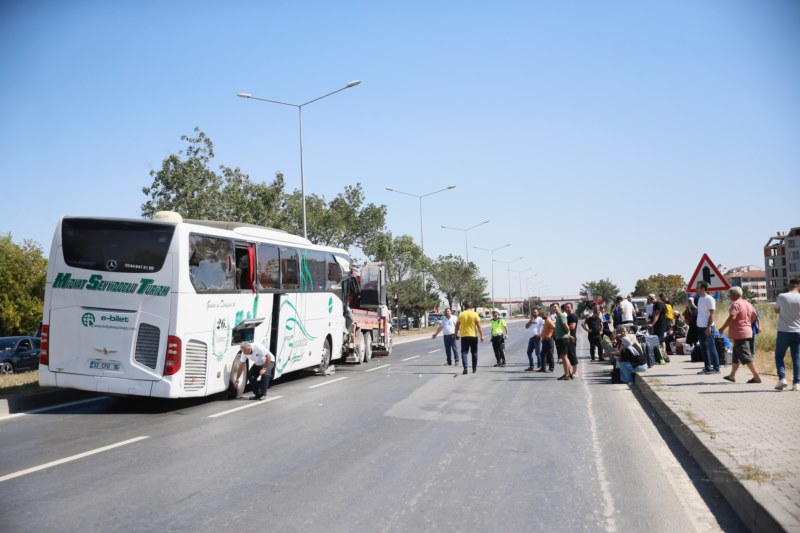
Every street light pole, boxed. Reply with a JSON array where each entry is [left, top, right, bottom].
[[237, 80, 361, 239], [386, 185, 457, 326], [512, 267, 532, 314], [441, 220, 490, 262], [473, 244, 511, 311], [494, 257, 523, 315]]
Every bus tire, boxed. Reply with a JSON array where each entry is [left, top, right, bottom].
[[319, 337, 332, 374], [227, 356, 247, 399], [363, 332, 372, 363]]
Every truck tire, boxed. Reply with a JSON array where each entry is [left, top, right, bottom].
[[363, 332, 373, 363], [353, 332, 365, 365]]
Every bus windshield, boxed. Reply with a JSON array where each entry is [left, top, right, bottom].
[[62, 218, 175, 273]]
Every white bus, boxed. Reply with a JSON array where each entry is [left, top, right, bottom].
[[39, 212, 354, 398]]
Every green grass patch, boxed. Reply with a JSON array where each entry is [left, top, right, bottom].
[[0, 371, 40, 398]]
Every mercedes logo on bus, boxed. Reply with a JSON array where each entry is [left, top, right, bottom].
[[106, 259, 118, 271]]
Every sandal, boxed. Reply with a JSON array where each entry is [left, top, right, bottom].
[[557, 375, 570, 381], [723, 375, 735, 383], [747, 378, 762, 384]]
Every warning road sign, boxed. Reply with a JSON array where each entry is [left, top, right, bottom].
[[686, 253, 730, 292]]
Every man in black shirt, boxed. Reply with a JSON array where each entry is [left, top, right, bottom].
[[648, 293, 668, 356], [564, 303, 580, 377], [582, 307, 605, 361]]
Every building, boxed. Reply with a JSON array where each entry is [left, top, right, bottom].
[[764, 227, 800, 301], [724, 265, 767, 301]]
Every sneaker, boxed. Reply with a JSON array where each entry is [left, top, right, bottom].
[[710, 370, 720, 374], [524, 367, 534, 372], [697, 369, 711, 375], [775, 380, 788, 390], [793, 383, 800, 392], [493, 364, 500, 367], [463, 368, 468, 375], [257, 395, 266, 401]]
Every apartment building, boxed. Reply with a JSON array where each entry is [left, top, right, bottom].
[[724, 265, 767, 301], [764, 227, 800, 301]]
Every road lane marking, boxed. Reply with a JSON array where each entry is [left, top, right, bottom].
[[402, 355, 421, 361], [307, 377, 348, 389], [0, 436, 149, 484], [428, 349, 441, 354], [582, 378, 617, 531], [208, 396, 283, 418], [366, 364, 390, 372]]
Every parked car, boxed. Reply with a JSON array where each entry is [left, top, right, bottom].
[[0, 336, 41, 374], [427, 313, 442, 326]]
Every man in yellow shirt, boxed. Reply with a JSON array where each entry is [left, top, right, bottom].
[[455, 302, 485, 374]]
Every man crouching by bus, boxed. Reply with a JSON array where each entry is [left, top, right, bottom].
[[234, 341, 275, 400]]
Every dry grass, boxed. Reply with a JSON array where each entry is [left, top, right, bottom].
[[0, 370, 40, 398]]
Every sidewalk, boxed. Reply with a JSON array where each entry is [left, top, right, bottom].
[[635, 355, 800, 532]]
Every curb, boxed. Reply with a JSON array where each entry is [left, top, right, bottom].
[[0, 388, 97, 417], [634, 374, 787, 533]]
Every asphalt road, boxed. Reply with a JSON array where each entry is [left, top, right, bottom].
[[0, 322, 745, 532]]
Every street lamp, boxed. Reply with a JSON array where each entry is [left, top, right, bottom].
[[494, 257, 523, 316], [473, 243, 511, 311], [441, 220, 490, 262], [237, 80, 362, 239], [512, 267, 532, 314], [385, 185, 456, 326]]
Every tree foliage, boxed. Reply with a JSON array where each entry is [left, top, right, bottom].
[[633, 273, 686, 304], [141, 129, 387, 248], [429, 254, 488, 311], [0, 234, 47, 336], [579, 278, 621, 307]]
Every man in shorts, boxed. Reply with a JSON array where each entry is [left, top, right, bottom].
[[718, 286, 761, 383], [553, 303, 576, 380]]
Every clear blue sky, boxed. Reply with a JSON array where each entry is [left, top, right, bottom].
[[1, 0, 798, 298]]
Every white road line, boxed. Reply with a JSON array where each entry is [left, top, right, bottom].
[[307, 377, 348, 389], [366, 364, 391, 372], [402, 355, 421, 361], [0, 436, 149, 484], [208, 396, 283, 418], [1, 397, 108, 421], [428, 349, 441, 354]]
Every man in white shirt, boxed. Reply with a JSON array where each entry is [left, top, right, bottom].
[[525, 308, 545, 371], [774, 278, 800, 390], [620, 297, 635, 325], [695, 281, 720, 374], [234, 341, 275, 400], [432, 308, 459, 365]]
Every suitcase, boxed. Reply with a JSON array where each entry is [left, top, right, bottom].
[[691, 345, 703, 362], [714, 336, 730, 366]]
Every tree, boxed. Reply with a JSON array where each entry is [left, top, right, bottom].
[[142, 130, 387, 247], [141, 128, 225, 219], [0, 234, 47, 336], [282, 184, 387, 249], [633, 274, 686, 304], [579, 279, 621, 307], [429, 255, 487, 311]]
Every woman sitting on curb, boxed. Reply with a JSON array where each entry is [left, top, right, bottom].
[[607, 325, 648, 384]]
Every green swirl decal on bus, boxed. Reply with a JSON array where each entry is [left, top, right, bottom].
[[328, 296, 333, 314], [276, 300, 317, 373]]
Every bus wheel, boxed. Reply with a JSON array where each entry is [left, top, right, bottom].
[[353, 332, 365, 365], [227, 357, 247, 399], [319, 338, 332, 374], [363, 332, 373, 363]]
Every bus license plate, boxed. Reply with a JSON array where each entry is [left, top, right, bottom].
[[89, 360, 120, 371]]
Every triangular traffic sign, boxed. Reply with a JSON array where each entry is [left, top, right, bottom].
[[686, 253, 730, 292]]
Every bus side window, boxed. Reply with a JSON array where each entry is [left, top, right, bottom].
[[257, 244, 280, 290], [235, 247, 255, 291], [281, 248, 299, 290], [188, 234, 235, 292], [327, 257, 343, 290]]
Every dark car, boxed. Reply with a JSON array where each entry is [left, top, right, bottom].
[[0, 336, 41, 374]]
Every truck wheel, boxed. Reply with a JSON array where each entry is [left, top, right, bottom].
[[319, 337, 332, 373], [227, 356, 247, 399], [353, 332, 365, 365], [363, 332, 373, 363]]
